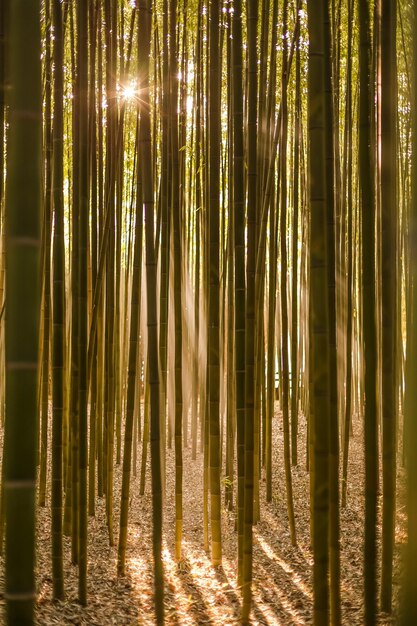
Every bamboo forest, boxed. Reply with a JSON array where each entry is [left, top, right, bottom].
[[2, 0, 417, 624]]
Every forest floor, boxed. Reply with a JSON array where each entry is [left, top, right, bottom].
[[0, 403, 405, 625]]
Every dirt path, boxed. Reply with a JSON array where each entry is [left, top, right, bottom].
[[0, 406, 403, 624]]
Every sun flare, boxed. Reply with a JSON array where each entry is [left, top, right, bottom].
[[121, 82, 138, 101]]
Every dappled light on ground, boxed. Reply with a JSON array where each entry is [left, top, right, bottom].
[[0, 406, 400, 624]]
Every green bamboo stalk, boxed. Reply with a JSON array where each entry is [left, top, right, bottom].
[[69, 0, 80, 564], [208, 0, 222, 569], [169, 0, 184, 562], [191, 7, 202, 460], [38, 0, 52, 509], [88, 0, 99, 519], [264, 0, 278, 504], [51, 0, 65, 600], [306, 0, 332, 621], [103, 0, 117, 547], [77, 0, 89, 605], [231, 0, 246, 553], [324, 1, 341, 620], [290, 15, 301, 468], [380, 0, 397, 612], [140, 371, 150, 496], [117, 113, 143, 576], [279, 0, 296, 547], [341, 0, 354, 510], [138, 0, 164, 619], [225, 34, 234, 510], [4, 1, 41, 623], [358, 0, 378, 621], [158, 0, 171, 460], [242, 0, 258, 619]]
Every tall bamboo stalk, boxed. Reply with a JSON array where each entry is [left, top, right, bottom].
[[208, 0, 222, 568], [51, 0, 65, 601], [380, 0, 397, 612], [138, 0, 164, 619], [358, 0, 378, 621], [4, 1, 41, 623], [242, 0, 258, 619], [306, 0, 332, 620], [77, 0, 89, 604]]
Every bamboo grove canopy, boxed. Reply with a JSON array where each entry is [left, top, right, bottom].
[[1, 0, 417, 624]]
